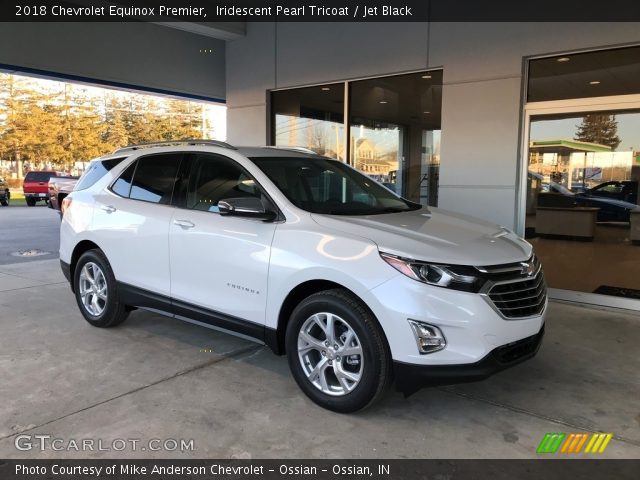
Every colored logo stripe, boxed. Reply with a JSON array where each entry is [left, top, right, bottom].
[[537, 433, 566, 453], [537, 432, 613, 454], [584, 433, 613, 453], [560, 433, 589, 453]]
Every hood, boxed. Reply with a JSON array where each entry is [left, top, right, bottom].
[[311, 207, 532, 266]]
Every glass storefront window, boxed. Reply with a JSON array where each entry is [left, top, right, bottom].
[[270, 71, 442, 205], [271, 83, 345, 160], [349, 71, 442, 204], [528, 46, 640, 102], [525, 110, 640, 296]]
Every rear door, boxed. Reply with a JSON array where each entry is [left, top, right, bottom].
[[92, 153, 182, 297], [169, 153, 277, 329]]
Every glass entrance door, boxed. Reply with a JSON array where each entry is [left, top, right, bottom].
[[524, 109, 640, 307]]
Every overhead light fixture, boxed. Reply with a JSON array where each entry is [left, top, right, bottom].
[[556, 57, 571, 63], [589, 80, 601, 85], [421, 74, 432, 79], [423, 111, 430, 114], [321, 87, 331, 91], [379, 100, 388, 104]]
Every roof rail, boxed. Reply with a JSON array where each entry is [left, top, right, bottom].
[[263, 146, 319, 155], [113, 139, 236, 154]]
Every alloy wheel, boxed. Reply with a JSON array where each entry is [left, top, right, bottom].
[[78, 262, 108, 316], [297, 312, 364, 396]]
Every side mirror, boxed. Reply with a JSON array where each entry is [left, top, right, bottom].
[[218, 197, 277, 221]]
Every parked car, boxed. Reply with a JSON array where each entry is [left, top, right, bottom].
[[0, 177, 9, 206], [578, 180, 638, 205], [548, 183, 639, 222], [60, 140, 546, 412], [23, 171, 63, 206], [48, 175, 79, 213]]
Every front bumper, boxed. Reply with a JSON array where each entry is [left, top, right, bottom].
[[394, 325, 545, 395]]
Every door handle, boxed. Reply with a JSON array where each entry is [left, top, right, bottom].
[[101, 205, 116, 214], [173, 219, 195, 229]]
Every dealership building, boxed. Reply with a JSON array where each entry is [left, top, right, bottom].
[[1, 21, 639, 311]]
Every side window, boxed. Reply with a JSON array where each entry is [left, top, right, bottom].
[[111, 161, 137, 198], [129, 154, 181, 205], [187, 154, 261, 213], [596, 183, 622, 194]]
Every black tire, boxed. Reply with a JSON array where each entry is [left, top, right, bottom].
[[285, 289, 391, 413], [26, 197, 36, 207], [73, 249, 129, 328], [0, 192, 8, 206]]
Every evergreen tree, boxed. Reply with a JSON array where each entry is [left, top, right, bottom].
[[61, 83, 110, 167], [102, 95, 129, 149], [574, 114, 621, 150]]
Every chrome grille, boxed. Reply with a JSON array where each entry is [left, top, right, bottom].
[[486, 268, 547, 319]]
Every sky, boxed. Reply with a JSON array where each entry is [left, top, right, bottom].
[[531, 111, 640, 152]]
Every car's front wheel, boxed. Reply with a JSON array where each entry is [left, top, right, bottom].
[[285, 289, 391, 413], [74, 249, 129, 328], [0, 192, 8, 206]]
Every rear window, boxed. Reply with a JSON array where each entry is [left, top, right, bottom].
[[24, 171, 55, 182], [75, 157, 126, 191]]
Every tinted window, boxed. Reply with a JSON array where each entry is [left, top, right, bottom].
[[187, 154, 261, 213], [25, 171, 55, 182], [128, 154, 181, 204], [76, 157, 126, 191], [111, 162, 137, 198]]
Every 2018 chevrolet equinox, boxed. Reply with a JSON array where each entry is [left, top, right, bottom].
[[60, 140, 546, 412]]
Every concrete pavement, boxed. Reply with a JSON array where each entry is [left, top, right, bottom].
[[0, 258, 638, 459], [0, 205, 60, 265]]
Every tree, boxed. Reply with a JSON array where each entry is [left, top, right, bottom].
[[102, 95, 129, 149], [0, 74, 67, 173], [61, 83, 110, 166], [574, 114, 621, 150], [0, 73, 216, 177]]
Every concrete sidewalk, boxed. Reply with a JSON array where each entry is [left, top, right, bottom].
[[0, 259, 638, 459]]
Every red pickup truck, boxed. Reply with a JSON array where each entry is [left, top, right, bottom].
[[23, 171, 63, 206]]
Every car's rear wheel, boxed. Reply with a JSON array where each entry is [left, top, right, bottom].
[[26, 197, 36, 207], [0, 192, 8, 206], [285, 289, 391, 413], [74, 249, 129, 328]]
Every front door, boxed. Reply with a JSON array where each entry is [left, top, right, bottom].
[[169, 153, 277, 330]]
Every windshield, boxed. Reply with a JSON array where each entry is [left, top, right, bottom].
[[251, 156, 420, 215]]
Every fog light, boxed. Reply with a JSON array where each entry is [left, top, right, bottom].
[[408, 320, 446, 354]]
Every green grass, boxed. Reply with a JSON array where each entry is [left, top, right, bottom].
[[6, 190, 28, 207]]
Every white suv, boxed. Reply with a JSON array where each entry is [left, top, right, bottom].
[[60, 140, 546, 412]]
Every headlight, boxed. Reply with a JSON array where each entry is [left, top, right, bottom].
[[380, 252, 484, 292]]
